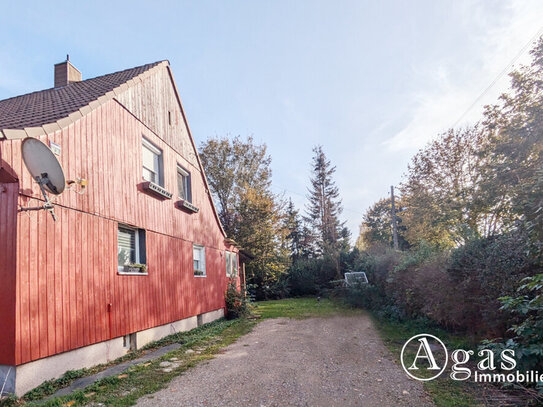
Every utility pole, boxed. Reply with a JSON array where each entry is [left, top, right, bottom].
[[391, 185, 399, 250]]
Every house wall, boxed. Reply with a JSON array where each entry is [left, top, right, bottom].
[[0, 96, 235, 367], [0, 182, 18, 365]]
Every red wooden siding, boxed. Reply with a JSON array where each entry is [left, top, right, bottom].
[[0, 182, 18, 365], [1, 97, 235, 366]]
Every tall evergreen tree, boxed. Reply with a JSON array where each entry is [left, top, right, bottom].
[[304, 146, 345, 256], [283, 199, 302, 260]]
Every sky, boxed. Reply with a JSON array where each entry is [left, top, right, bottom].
[[1, 0, 543, 239]]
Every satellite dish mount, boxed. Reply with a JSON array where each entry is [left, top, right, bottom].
[[20, 173, 58, 221]]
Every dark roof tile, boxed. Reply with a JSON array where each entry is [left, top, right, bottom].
[[0, 61, 164, 130]]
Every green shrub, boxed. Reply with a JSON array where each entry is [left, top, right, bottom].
[[225, 279, 252, 319], [447, 230, 536, 335], [287, 256, 338, 297], [499, 274, 543, 372]]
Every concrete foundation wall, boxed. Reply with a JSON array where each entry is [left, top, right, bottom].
[[136, 316, 198, 348], [10, 308, 225, 396], [200, 309, 224, 325], [15, 336, 126, 396]]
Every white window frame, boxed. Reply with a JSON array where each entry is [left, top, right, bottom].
[[193, 244, 206, 277], [117, 225, 146, 274], [226, 251, 232, 277], [232, 252, 238, 276], [142, 137, 163, 186], [177, 165, 191, 201]]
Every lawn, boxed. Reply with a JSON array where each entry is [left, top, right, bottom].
[[255, 297, 361, 319]]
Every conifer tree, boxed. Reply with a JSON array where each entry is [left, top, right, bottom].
[[304, 146, 345, 256]]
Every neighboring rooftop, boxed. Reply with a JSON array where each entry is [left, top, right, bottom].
[[0, 60, 164, 132]]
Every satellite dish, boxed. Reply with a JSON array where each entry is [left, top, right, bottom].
[[21, 137, 65, 195], [20, 137, 66, 221]]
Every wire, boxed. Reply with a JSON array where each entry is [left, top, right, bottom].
[[451, 25, 543, 129]]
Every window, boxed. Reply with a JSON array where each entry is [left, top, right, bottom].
[[177, 165, 192, 202], [117, 225, 147, 273], [232, 253, 238, 276], [142, 138, 163, 186], [168, 111, 172, 126], [193, 245, 206, 276], [225, 251, 238, 277], [226, 251, 232, 277]]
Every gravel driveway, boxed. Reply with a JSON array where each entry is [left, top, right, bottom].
[[136, 315, 433, 406]]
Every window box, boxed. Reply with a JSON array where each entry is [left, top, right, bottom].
[[194, 270, 205, 276], [123, 263, 147, 274], [142, 181, 173, 200], [175, 199, 199, 213]]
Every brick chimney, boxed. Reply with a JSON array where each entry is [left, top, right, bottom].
[[54, 55, 81, 87]]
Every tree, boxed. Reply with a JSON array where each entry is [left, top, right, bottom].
[[358, 197, 409, 250], [400, 126, 500, 248], [304, 146, 345, 256], [199, 135, 271, 236], [481, 38, 543, 253], [283, 199, 303, 260], [234, 187, 290, 298], [199, 136, 288, 299]]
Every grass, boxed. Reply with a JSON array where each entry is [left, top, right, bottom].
[[2, 318, 254, 407], [255, 297, 361, 319], [371, 314, 483, 407]]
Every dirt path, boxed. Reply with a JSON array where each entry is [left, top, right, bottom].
[[135, 315, 433, 406]]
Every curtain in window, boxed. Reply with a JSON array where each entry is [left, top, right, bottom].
[[233, 253, 238, 275], [226, 252, 232, 276], [193, 246, 205, 272], [142, 144, 159, 183], [118, 227, 135, 266]]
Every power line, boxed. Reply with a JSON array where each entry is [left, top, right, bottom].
[[451, 25, 543, 129]]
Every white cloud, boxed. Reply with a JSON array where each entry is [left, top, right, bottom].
[[384, 0, 543, 153]]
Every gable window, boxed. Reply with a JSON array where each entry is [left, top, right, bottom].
[[142, 138, 163, 186], [117, 225, 147, 274], [177, 165, 192, 202], [226, 251, 232, 277], [193, 244, 206, 276]]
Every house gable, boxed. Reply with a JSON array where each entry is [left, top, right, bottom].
[[115, 64, 225, 236], [115, 65, 198, 168]]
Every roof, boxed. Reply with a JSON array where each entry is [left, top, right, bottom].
[[0, 61, 164, 132]]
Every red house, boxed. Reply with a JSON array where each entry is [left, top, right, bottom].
[[0, 59, 240, 395]]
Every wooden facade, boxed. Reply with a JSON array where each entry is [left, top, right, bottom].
[[0, 62, 237, 367]]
